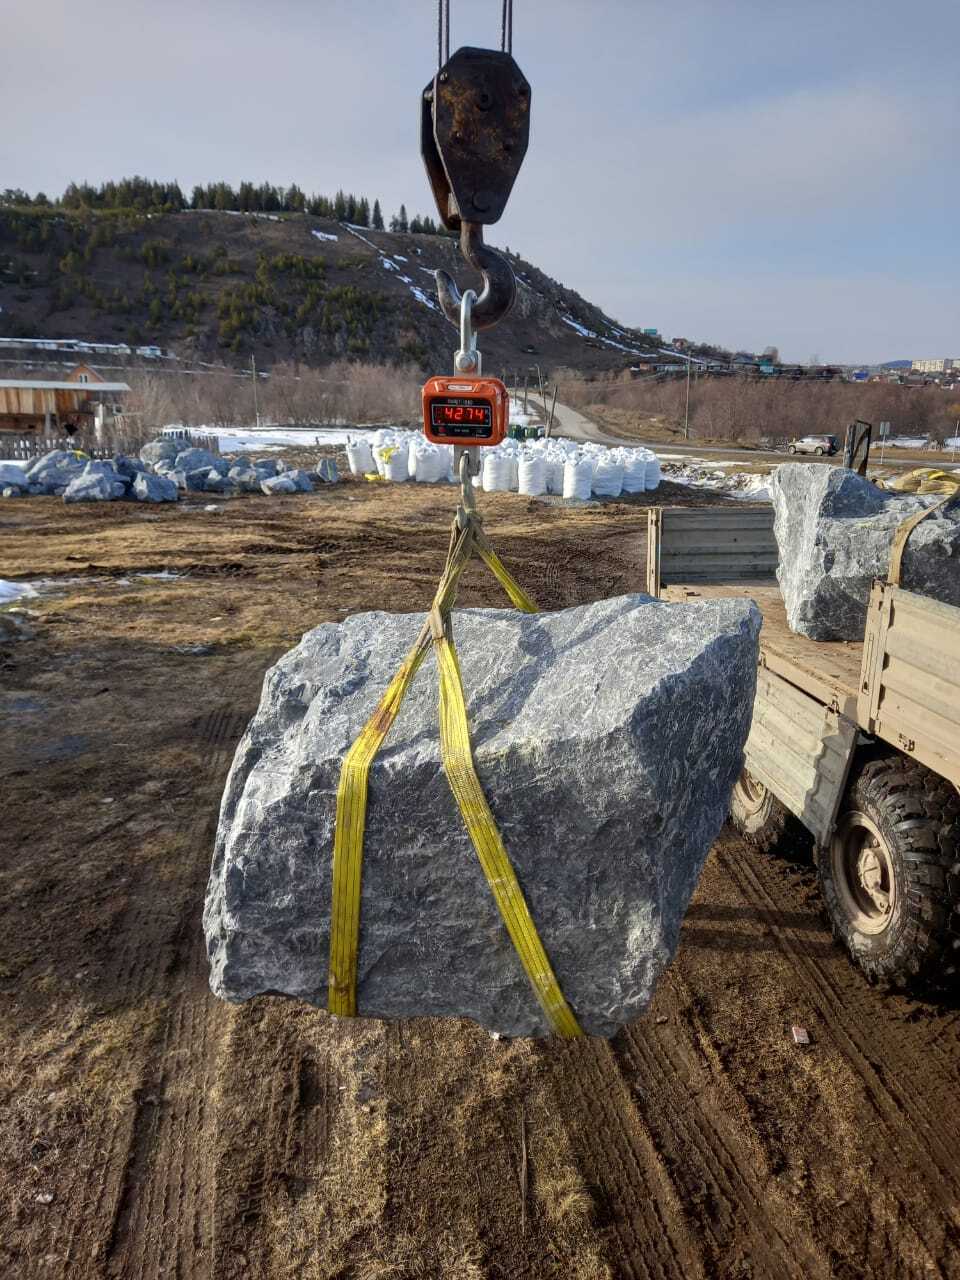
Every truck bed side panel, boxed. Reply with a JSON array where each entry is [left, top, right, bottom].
[[859, 584, 960, 788], [745, 667, 858, 845]]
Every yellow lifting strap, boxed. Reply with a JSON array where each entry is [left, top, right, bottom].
[[327, 512, 582, 1037]]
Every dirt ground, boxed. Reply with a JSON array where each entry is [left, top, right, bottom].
[[3, 472, 960, 1280]]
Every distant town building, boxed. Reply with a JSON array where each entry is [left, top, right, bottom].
[[911, 358, 959, 374]]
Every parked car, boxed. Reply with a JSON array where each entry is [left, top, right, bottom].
[[788, 434, 839, 456]]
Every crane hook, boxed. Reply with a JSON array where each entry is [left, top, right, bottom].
[[435, 222, 517, 332]]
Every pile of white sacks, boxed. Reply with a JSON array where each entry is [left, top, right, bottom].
[[345, 429, 660, 498]]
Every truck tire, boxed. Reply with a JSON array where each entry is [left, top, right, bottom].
[[815, 446, 824, 455], [788, 445, 797, 454], [730, 769, 809, 857], [817, 756, 960, 987]]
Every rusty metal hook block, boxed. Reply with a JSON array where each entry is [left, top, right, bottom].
[[421, 46, 531, 230]]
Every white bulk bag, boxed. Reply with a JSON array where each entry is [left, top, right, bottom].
[[346, 439, 374, 475], [518, 455, 547, 496], [645, 455, 662, 491], [544, 457, 565, 494], [592, 460, 625, 498], [414, 446, 446, 483], [562, 458, 593, 501], [481, 452, 513, 492], [376, 443, 409, 482], [620, 451, 647, 494]]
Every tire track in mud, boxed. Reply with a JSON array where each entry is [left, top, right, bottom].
[[614, 1015, 827, 1280], [545, 1037, 700, 1280], [102, 705, 249, 1280], [719, 836, 960, 1263], [210, 1014, 340, 1279]]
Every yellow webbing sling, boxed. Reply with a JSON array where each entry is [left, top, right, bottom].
[[328, 509, 582, 1037]]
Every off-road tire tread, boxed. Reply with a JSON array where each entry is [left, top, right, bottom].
[[731, 782, 811, 860], [817, 755, 960, 987]]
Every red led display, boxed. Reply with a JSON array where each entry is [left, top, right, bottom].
[[430, 400, 492, 429]]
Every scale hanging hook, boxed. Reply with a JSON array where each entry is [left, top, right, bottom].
[[435, 222, 516, 332]]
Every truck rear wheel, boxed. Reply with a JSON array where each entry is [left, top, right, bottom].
[[817, 756, 960, 987], [730, 769, 809, 857]]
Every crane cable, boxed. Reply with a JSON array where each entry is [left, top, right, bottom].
[[438, 0, 514, 67]]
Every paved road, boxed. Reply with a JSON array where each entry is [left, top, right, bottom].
[[526, 395, 943, 472]]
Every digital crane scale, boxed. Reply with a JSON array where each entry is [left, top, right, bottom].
[[422, 375, 509, 447]]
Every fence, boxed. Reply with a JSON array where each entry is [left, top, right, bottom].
[[157, 429, 221, 453], [2, 431, 219, 462], [3, 436, 113, 462]]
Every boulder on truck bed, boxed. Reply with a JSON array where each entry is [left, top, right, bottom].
[[772, 463, 960, 641], [204, 593, 761, 1038]]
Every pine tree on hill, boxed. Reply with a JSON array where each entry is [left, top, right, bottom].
[[372, 198, 384, 230]]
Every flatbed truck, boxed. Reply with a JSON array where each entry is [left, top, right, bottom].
[[646, 504, 960, 985]]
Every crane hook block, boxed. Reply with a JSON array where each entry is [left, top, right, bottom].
[[421, 46, 531, 230]]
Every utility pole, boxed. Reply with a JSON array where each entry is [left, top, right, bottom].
[[683, 357, 691, 441], [251, 355, 261, 429]]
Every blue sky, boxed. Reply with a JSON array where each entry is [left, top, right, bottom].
[[3, 0, 957, 362]]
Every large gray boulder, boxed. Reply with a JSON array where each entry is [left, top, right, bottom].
[[204, 594, 761, 1038], [26, 449, 81, 480], [260, 473, 298, 495], [133, 472, 178, 503], [176, 446, 228, 476], [140, 438, 181, 467], [63, 471, 126, 502], [228, 465, 263, 493], [113, 453, 148, 480], [0, 462, 29, 488], [168, 467, 209, 492], [26, 450, 85, 492], [772, 464, 960, 640], [202, 468, 235, 493], [283, 467, 314, 493], [82, 459, 118, 479]]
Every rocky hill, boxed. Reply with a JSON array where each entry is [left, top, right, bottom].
[[0, 207, 660, 375]]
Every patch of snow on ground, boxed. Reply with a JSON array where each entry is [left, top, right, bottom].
[[558, 313, 640, 354], [342, 225, 378, 252], [0, 580, 37, 603], [217, 427, 359, 451], [659, 459, 772, 502], [312, 229, 338, 242], [407, 284, 439, 312], [560, 315, 597, 339]]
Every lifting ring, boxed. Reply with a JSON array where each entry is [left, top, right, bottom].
[[435, 222, 517, 332]]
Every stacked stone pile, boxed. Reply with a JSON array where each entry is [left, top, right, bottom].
[[0, 439, 338, 503]]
